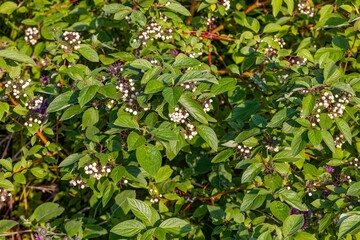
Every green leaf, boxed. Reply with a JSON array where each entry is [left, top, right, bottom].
[[270, 201, 290, 222], [165, 2, 191, 16], [29, 203, 64, 223], [159, 218, 191, 234], [0, 1, 17, 15], [114, 190, 136, 215], [335, 118, 352, 144], [273, 150, 302, 162], [178, 71, 218, 85], [241, 163, 262, 183], [78, 85, 99, 108], [103, 3, 128, 13], [321, 130, 335, 153], [211, 78, 237, 95], [197, 125, 218, 151], [131, 10, 147, 26], [141, 66, 162, 84], [263, 23, 281, 33], [136, 144, 162, 177], [338, 215, 360, 239], [59, 153, 85, 167], [279, 190, 308, 211], [78, 44, 99, 62], [0, 177, 14, 191], [127, 132, 146, 151], [60, 105, 83, 121], [0, 49, 35, 65], [240, 190, 267, 211], [268, 108, 296, 128], [65, 220, 83, 237], [82, 107, 99, 129], [308, 129, 322, 146], [319, 213, 333, 233], [283, 214, 304, 237], [179, 94, 208, 124], [291, 130, 308, 156], [324, 61, 342, 85], [0, 220, 18, 234], [127, 198, 153, 226], [47, 91, 74, 113], [264, 174, 282, 192], [272, 0, 283, 17], [111, 220, 146, 237], [155, 165, 173, 183], [162, 87, 183, 108], [114, 113, 139, 129], [102, 183, 115, 207], [144, 80, 164, 94], [211, 149, 234, 163], [284, 0, 294, 14], [13, 172, 26, 184], [131, 59, 152, 70], [151, 128, 178, 141], [302, 94, 315, 118], [347, 182, 360, 196]]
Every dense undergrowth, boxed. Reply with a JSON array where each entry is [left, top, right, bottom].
[[0, 0, 360, 239]]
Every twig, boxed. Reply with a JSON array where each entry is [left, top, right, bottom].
[[244, 0, 271, 14], [12, 141, 31, 161], [186, 1, 199, 25], [1, 133, 13, 158], [0, 230, 33, 237], [344, 30, 358, 73]]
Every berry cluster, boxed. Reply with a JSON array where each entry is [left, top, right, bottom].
[[297, 1, 315, 17], [107, 62, 124, 77], [218, 0, 231, 12], [189, 51, 203, 58], [24, 27, 39, 45], [184, 123, 198, 140], [235, 144, 253, 159], [274, 37, 286, 48], [334, 133, 344, 148], [347, 158, 360, 169], [169, 108, 198, 140], [61, 31, 81, 51], [277, 72, 289, 84], [316, 91, 349, 119], [180, 81, 197, 92], [41, 76, 50, 86], [3, 79, 31, 99], [264, 46, 278, 63], [263, 136, 281, 153], [169, 107, 189, 123], [0, 188, 11, 205], [133, 21, 173, 46], [69, 178, 86, 189], [24, 96, 48, 127], [84, 163, 112, 180], [289, 57, 307, 66], [149, 189, 163, 203], [202, 99, 213, 112], [116, 77, 140, 115], [203, 16, 216, 27]]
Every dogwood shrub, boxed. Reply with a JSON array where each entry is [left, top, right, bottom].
[[0, 0, 360, 239]]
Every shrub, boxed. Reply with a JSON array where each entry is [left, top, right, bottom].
[[0, 0, 360, 239]]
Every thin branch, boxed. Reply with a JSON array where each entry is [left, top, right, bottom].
[[344, 30, 358, 73], [244, 0, 271, 14], [1, 133, 13, 158], [186, 1, 199, 25], [0, 230, 32, 237]]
